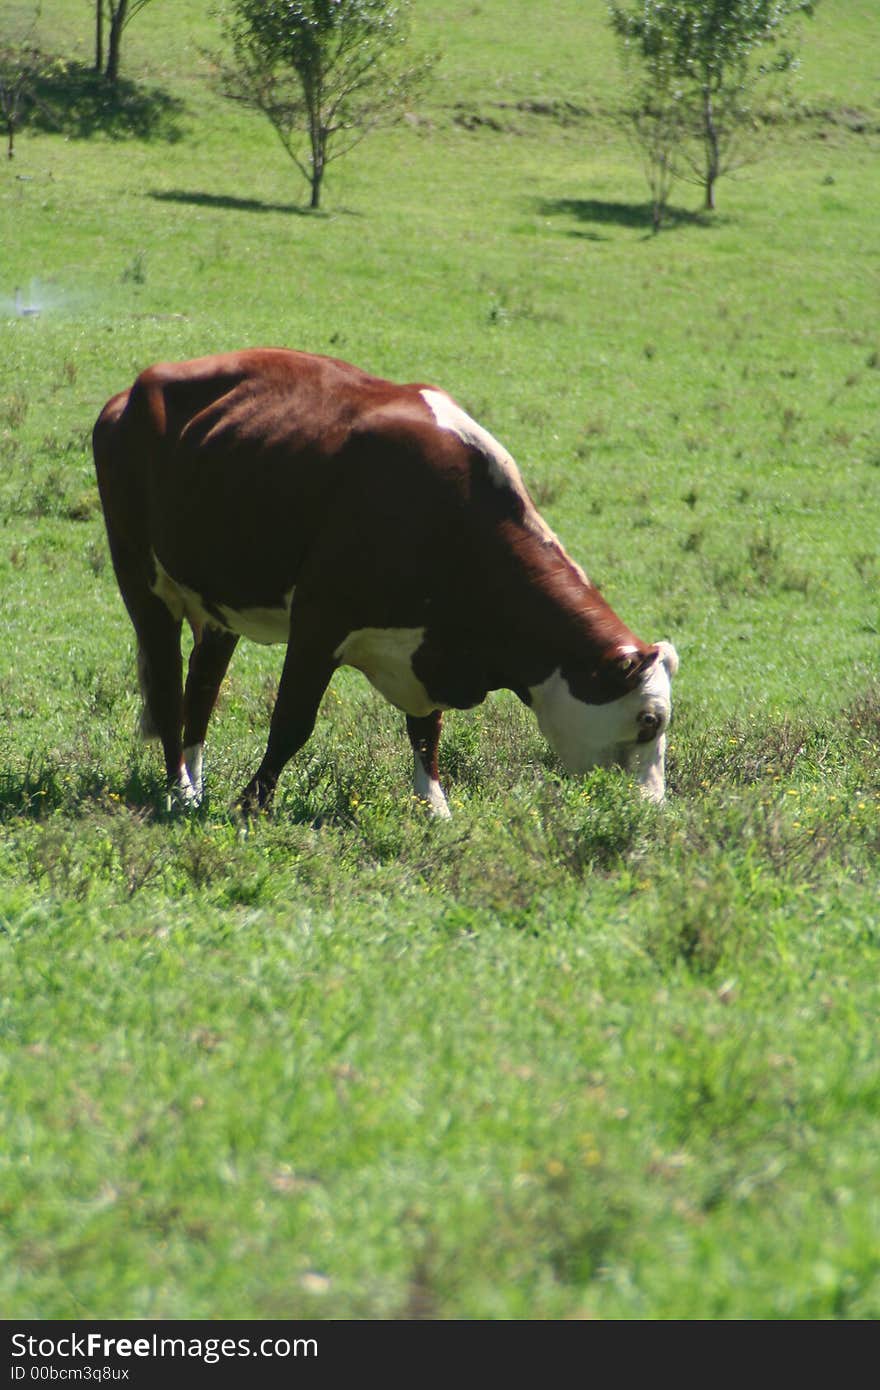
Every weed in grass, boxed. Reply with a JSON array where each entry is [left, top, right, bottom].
[[66, 490, 100, 522], [0, 755, 72, 821], [853, 553, 880, 587], [644, 866, 762, 976], [121, 252, 147, 286], [674, 712, 809, 794], [15, 465, 65, 520], [1, 392, 28, 428], [529, 472, 567, 509], [747, 529, 782, 588], [574, 417, 609, 458], [85, 539, 107, 575], [840, 685, 879, 768], [780, 406, 800, 437], [710, 524, 814, 600]]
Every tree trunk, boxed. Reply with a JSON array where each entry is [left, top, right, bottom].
[[94, 0, 104, 76], [702, 87, 719, 211], [105, 0, 127, 84], [308, 107, 325, 209]]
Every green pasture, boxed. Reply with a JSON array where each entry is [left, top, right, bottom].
[[1, 0, 878, 1319]]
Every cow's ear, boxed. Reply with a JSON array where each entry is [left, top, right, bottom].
[[655, 641, 679, 677]]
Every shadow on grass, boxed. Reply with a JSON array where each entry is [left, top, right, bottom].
[[148, 189, 312, 217], [148, 189, 365, 218], [29, 61, 185, 142], [0, 757, 166, 823], [535, 197, 712, 233]]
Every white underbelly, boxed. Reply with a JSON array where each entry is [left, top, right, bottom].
[[334, 626, 437, 716], [150, 555, 293, 644]]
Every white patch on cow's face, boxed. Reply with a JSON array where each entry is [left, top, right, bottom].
[[412, 755, 451, 818], [150, 555, 294, 644], [334, 626, 439, 717], [528, 649, 675, 802]]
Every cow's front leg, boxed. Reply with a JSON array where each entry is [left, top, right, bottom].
[[407, 711, 451, 818], [235, 627, 337, 818]]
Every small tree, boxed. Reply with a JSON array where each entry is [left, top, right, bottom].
[[619, 48, 687, 231], [632, 92, 685, 232], [216, 0, 433, 210], [0, 8, 44, 159], [608, 0, 818, 211]]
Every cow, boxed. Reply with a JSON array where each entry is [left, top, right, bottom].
[[92, 348, 678, 819]]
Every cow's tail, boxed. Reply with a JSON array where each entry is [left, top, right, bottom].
[[136, 642, 161, 740], [93, 387, 163, 742]]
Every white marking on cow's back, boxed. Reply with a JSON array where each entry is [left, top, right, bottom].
[[420, 388, 589, 578], [334, 626, 438, 717], [421, 388, 522, 491], [150, 554, 294, 645]]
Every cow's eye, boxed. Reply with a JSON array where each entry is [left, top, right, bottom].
[[636, 710, 661, 742]]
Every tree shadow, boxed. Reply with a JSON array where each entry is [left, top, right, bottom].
[[148, 189, 365, 217], [29, 60, 185, 142], [148, 189, 311, 217], [535, 197, 711, 232]]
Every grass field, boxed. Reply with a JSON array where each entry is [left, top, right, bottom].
[[1, 0, 879, 1319]]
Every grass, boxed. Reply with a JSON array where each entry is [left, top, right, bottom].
[[1, 0, 879, 1319]]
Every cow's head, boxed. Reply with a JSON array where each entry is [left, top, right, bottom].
[[528, 641, 679, 802]]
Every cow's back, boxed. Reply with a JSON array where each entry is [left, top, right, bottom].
[[94, 349, 467, 616]]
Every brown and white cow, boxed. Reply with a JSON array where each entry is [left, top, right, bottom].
[[92, 348, 678, 817]]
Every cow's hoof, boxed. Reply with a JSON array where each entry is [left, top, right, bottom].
[[164, 785, 201, 816]]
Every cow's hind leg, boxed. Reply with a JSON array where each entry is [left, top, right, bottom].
[[182, 628, 239, 804], [128, 593, 187, 807], [235, 616, 337, 817], [407, 711, 451, 818]]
